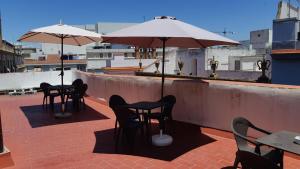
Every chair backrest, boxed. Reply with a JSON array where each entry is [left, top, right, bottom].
[[161, 95, 176, 119], [72, 79, 84, 90], [231, 117, 255, 150], [109, 95, 131, 127], [72, 79, 84, 86], [72, 83, 88, 98], [80, 84, 88, 97], [239, 150, 281, 169], [109, 95, 127, 109], [40, 82, 51, 95]]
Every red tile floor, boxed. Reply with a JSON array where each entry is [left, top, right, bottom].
[[0, 93, 299, 169]]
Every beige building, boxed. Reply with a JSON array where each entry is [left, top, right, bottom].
[[0, 15, 24, 73]]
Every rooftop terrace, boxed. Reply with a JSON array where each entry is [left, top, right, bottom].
[[0, 94, 299, 169], [0, 71, 300, 168]]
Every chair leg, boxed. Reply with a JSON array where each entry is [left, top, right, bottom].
[[115, 127, 121, 152], [125, 128, 136, 153], [114, 120, 118, 139], [46, 97, 48, 108], [279, 151, 284, 169], [50, 96, 54, 111], [82, 97, 86, 109], [233, 151, 240, 169], [42, 96, 45, 108]]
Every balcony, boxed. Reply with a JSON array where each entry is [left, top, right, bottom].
[[0, 70, 299, 168]]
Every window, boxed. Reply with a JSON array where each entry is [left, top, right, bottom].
[[235, 60, 241, 71]]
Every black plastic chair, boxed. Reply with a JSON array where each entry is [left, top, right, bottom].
[[231, 117, 283, 169], [238, 150, 281, 169], [40, 82, 60, 109], [40, 82, 51, 108], [66, 83, 88, 111], [65, 79, 84, 97], [146, 95, 176, 132], [109, 95, 140, 138], [109, 96, 143, 152]]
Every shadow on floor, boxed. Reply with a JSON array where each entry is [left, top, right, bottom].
[[20, 102, 109, 128], [93, 121, 216, 161]]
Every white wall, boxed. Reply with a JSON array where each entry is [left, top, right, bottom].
[[143, 48, 177, 74], [0, 70, 73, 90], [206, 47, 256, 71]]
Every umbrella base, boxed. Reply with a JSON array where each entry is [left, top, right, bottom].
[[152, 134, 173, 146], [54, 112, 72, 118]]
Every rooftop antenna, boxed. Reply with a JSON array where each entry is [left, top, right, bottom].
[[289, 0, 291, 18], [214, 28, 236, 37]]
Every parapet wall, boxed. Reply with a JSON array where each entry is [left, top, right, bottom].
[[0, 70, 73, 90], [74, 70, 300, 134]]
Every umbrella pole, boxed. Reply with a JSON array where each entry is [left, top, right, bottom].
[[161, 38, 166, 100], [55, 36, 71, 118]]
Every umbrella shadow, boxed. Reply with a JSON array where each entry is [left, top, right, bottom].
[[93, 121, 216, 161], [20, 102, 109, 128]]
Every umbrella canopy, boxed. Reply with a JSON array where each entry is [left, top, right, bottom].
[[19, 23, 102, 45], [102, 16, 239, 99], [102, 16, 239, 48], [18, 23, 102, 113]]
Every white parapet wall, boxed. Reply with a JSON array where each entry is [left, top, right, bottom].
[[74, 70, 300, 135], [0, 70, 73, 91]]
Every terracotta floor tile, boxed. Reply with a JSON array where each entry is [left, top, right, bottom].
[[0, 93, 299, 169]]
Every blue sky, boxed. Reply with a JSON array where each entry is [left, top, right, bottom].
[[0, 0, 290, 43]]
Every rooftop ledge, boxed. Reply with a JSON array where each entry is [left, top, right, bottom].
[[81, 70, 300, 90]]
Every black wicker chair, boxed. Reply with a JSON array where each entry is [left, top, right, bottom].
[[109, 95, 140, 138], [40, 82, 60, 109], [146, 95, 176, 132], [238, 150, 281, 169], [66, 83, 88, 111], [65, 79, 84, 98], [109, 96, 143, 152], [231, 117, 283, 169]]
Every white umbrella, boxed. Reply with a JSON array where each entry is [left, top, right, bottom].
[[103, 16, 239, 98], [19, 24, 102, 45], [18, 23, 102, 116], [103, 16, 239, 146]]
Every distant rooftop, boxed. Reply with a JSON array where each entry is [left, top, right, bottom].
[[24, 54, 86, 65], [73, 22, 138, 35]]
